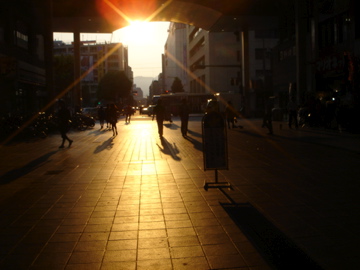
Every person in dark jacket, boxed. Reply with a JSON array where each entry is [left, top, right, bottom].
[[98, 106, 106, 129], [262, 97, 274, 135], [179, 99, 190, 137], [108, 104, 118, 136], [225, 101, 237, 129], [58, 100, 73, 148], [124, 105, 132, 124], [105, 104, 111, 129], [152, 99, 166, 138], [287, 99, 298, 129]]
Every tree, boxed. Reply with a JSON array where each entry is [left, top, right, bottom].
[[97, 71, 132, 102], [171, 77, 184, 93]]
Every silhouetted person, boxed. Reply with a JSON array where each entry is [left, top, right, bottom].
[[57, 100, 73, 148], [179, 99, 190, 137], [287, 99, 298, 129], [152, 99, 166, 138], [105, 104, 111, 129], [124, 105, 132, 124], [262, 97, 273, 135], [108, 104, 118, 136], [98, 106, 105, 129], [225, 101, 242, 129]]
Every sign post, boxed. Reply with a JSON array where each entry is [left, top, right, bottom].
[[202, 111, 231, 190]]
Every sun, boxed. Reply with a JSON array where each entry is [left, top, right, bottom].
[[117, 20, 156, 45]]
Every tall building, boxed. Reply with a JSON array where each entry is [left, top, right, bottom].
[[0, 1, 51, 116], [164, 23, 189, 93], [149, 80, 162, 97], [245, 29, 278, 116], [272, 0, 359, 131], [132, 85, 147, 107], [53, 41, 130, 107], [186, 24, 278, 116], [187, 26, 242, 95]]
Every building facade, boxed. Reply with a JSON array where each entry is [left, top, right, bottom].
[[163, 23, 189, 93], [271, 0, 359, 131], [185, 24, 278, 116], [187, 27, 243, 95], [0, 1, 50, 116], [53, 41, 130, 107], [149, 80, 162, 98]]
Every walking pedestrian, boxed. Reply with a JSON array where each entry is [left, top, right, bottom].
[[57, 100, 73, 148], [98, 106, 105, 129], [152, 99, 166, 138], [124, 105, 132, 124], [108, 104, 118, 136], [287, 99, 298, 129], [179, 99, 190, 137], [105, 104, 111, 129], [225, 101, 242, 129], [262, 97, 274, 135]]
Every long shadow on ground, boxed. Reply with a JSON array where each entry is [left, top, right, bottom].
[[0, 150, 57, 184], [221, 202, 323, 270]]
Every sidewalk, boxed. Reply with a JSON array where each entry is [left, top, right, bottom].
[[0, 115, 359, 269]]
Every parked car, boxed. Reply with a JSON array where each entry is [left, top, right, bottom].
[[147, 105, 156, 116], [141, 107, 149, 115]]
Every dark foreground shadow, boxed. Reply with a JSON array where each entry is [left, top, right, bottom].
[[0, 150, 57, 184], [187, 129, 202, 138], [94, 137, 114, 154], [88, 128, 106, 136], [157, 136, 181, 161], [184, 135, 202, 151], [221, 202, 323, 270], [164, 122, 178, 130]]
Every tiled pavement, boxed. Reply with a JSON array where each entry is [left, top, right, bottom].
[[0, 114, 359, 269]]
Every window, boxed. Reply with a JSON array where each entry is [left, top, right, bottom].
[[255, 49, 266, 60], [189, 27, 203, 43], [237, 50, 241, 62], [319, 12, 350, 48], [189, 37, 205, 58], [190, 56, 205, 72], [255, 29, 278, 39], [15, 31, 28, 49], [108, 62, 119, 68]]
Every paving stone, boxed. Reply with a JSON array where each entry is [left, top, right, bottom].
[[1, 116, 358, 269]]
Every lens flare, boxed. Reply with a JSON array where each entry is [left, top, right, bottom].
[[117, 20, 156, 44], [96, 0, 160, 27]]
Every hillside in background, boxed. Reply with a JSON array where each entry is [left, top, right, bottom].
[[134, 76, 157, 97]]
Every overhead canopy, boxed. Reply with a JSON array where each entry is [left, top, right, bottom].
[[52, 0, 283, 33]]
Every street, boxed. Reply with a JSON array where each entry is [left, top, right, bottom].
[[0, 113, 359, 269]]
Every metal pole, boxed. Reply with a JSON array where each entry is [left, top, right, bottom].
[[241, 29, 250, 117], [73, 28, 81, 112], [44, 0, 54, 110]]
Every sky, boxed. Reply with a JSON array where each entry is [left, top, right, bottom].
[[53, 21, 170, 79]]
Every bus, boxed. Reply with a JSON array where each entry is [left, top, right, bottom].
[[151, 93, 214, 116], [151, 92, 242, 116]]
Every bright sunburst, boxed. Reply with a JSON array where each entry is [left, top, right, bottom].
[[117, 20, 156, 44]]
